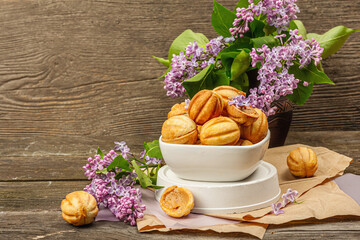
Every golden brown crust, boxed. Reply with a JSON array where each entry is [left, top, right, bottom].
[[287, 147, 318, 177], [167, 102, 187, 119], [60, 191, 98, 226], [188, 90, 224, 125], [236, 139, 253, 146], [226, 105, 259, 126], [213, 86, 246, 104], [200, 116, 240, 145], [241, 108, 268, 143], [160, 186, 194, 218], [161, 115, 198, 144]]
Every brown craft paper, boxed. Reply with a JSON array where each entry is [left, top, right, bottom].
[[137, 144, 355, 239], [138, 215, 268, 239], [211, 144, 354, 220]]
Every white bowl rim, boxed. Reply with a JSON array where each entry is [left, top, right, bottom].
[[159, 130, 270, 149]]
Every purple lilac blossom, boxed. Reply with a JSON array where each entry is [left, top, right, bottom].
[[230, 6, 254, 38], [164, 36, 233, 98], [114, 141, 132, 161], [110, 188, 146, 226], [229, 30, 323, 116], [271, 202, 285, 215], [139, 151, 163, 165], [83, 146, 146, 225], [231, 0, 300, 37], [83, 150, 117, 180], [270, 188, 299, 215], [282, 188, 299, 207]]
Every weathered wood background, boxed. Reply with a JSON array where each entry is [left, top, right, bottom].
[[0, 0, 359, 239], [0, 0, 359, 151]]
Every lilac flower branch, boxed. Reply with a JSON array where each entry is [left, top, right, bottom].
[[82, 141, 164, 225], [164, 36, 234, 98], [231, 0, 300, 38], [229, 29, 323, 116]]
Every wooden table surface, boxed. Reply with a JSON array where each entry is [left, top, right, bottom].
[[0, 131, 359, 239], [0, 0, 359, 239]]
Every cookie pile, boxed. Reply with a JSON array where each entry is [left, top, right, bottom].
[[161, 86, 269, 146]]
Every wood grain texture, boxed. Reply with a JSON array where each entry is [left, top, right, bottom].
[[0, 131, 358, 181], [0, 0, 359, 149], [0, 181, 359, 239]]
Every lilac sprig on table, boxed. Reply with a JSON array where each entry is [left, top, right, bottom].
[[228, 29, 323, 116], [82, 140, 164, 225], [271, 188, 299, 215]]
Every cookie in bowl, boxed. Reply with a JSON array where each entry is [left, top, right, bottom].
[[226, 105, 259, 127], [188, 89, 224, 125], [161, 115, 198, 144], [213, 86, 246, 104], [200, 116, 240, 145], [167, 102, 187, 119], [241, 108, 268, 144]]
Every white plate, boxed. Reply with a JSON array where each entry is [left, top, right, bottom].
[[155, 161, 280, 214]]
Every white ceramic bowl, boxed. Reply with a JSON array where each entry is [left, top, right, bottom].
[[159, 130, 270, 182]]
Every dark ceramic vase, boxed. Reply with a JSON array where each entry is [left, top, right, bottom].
[[267, 97, 294, 148]]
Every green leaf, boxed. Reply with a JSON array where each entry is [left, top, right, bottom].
[[96, 168, 108, 174], [250, 36, 279, 49], [211, 0, 237, 37], [288, 62, 334, 85], [289, 20, 307, 38], [234, 0, 261, 11], [107, 155, 132, 172], [115, 170, 130, 180], [231, 50, 251, 80], [212, 69, 230, 87], [131, 161, 163, 189], [263, 25, 276, 36], [221, 52, 239, 78], [153, 56, 170, 67], [286, 82, 313, 105], [144, 140, 163, 159], [168, 29, 209, 60], [149, 165, 161, 185], [230, 72, 249, 92], [97, 147, 104, 158], [218, 37, 252, 55], [182, 64, 215, 98], [249, 19, 265, 38], [307, 26, 357, 59]]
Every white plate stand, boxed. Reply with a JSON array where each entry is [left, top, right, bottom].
[[156, 160, 281, 214]]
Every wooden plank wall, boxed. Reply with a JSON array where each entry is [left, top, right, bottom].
[[0, 0, 359, 154]]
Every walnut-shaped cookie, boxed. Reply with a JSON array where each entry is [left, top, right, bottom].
[[287, 147, 318, 177], [188, 90, 224, 125], [241, 108, 268, 144], [236, 139, 253, 146], [200, 116, 240, 145], [161, 115, 198, 144], [213, 86, 246, 104], [226, 104, 259, 126], [160, 185, 194, 218], [61, 191, 98, 226], [167, 102, 187, 119]]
